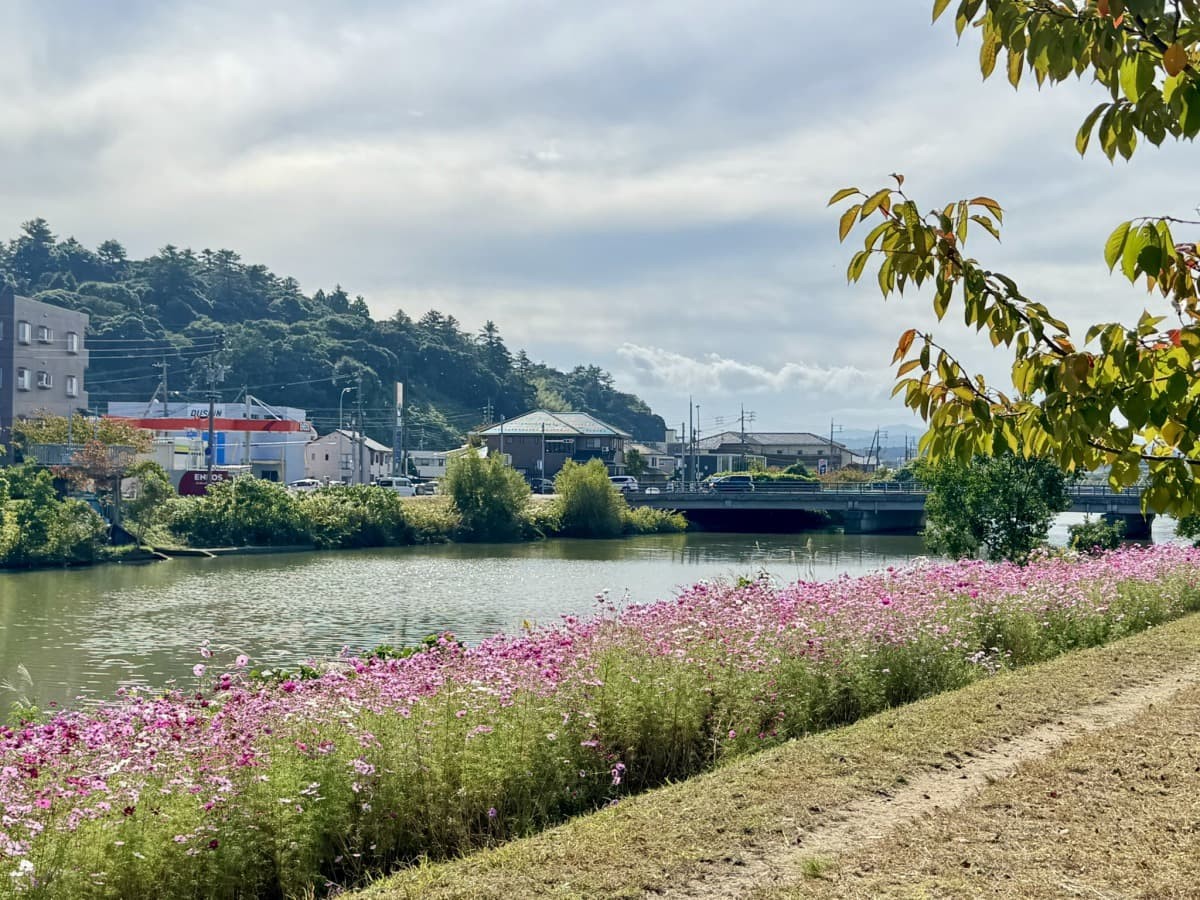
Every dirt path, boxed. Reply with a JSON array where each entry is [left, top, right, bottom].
[[658, 661, 1200, 899]]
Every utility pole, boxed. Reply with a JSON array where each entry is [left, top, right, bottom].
[[355, 372, 365, 484], [242, 387, 251, 469], [400, 381, 410, 480], [687, 399, 694, 485], [828, 418, 843, 474], [499, 415, 506, 461], [540, 421, 546, 481]]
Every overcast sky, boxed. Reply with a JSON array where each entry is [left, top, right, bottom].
[[1, 1, 1194, 442]]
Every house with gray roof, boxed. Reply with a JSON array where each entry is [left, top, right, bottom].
[[474, 410, 631, 478]]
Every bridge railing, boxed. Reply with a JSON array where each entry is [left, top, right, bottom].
[[630, 481, 1148, 500]]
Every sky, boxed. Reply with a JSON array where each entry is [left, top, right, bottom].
[[1, 0, 1195, 444]]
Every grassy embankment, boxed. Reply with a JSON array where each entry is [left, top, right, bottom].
[[362, 610, 1200, 900], [3, 547, 1199, 899]]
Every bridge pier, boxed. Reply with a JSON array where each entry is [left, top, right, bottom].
[[1104, 512, 1155, 541], [841, 508, 925, 535]]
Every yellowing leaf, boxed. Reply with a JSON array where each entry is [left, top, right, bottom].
[[828, 187, 860, 207], [838, 204, 862, 242], [1165, 42, 1188, 78]]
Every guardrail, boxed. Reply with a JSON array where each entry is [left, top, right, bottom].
[[26, 443, 138, 467], [630, 481, 1147, 499]]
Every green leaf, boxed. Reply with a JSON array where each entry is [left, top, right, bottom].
[[969, 214, 1001, 241], [1075, 102, 1108, 156], [1181, 82, 1200, 137], [1104, 221, 1132, 272], [828, 187, 860, 207], [1121, 225, 1154, 281], [838, 204, 862, 242], [932, 0, 952, 22], [860, 189, 891, 219]]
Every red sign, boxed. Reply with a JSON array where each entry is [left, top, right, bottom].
[[178, 470, 235, 496]]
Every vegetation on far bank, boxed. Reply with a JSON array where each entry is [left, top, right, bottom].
[[1, 546, 1198, 898], [0, 453, 686, 569]]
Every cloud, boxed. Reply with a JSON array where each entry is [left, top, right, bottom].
[[616, 344, 882, 396]]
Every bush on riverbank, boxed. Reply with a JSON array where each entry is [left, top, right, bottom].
[[0, 466, 108, 568], [443, 451, 530, 542], [554, 459, 625, 537], [4, 547, 1200, 898]]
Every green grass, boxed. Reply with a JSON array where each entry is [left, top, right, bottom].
[[355, 613, 1200, 899]]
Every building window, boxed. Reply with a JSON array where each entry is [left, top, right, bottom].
[[16, 368, 31, 391], [324, 453, 329, 461], [36, 325, 52, 343], [17, 321, 31, 344], [66, 332, 79, 353], [36, 371, 53, 389], [66, 375, 78, 397]]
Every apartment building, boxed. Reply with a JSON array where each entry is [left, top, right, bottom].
[[0, 287, 89, 455]]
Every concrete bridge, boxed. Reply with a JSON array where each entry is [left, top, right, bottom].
[[627, 482, 1154, 537]]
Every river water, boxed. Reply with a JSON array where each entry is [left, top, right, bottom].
[[0, 515, 1178, 706]]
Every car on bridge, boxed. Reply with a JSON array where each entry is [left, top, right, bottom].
[[707, 474, 755, 492]]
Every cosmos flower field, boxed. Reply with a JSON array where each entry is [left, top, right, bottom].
[[2, 545, 1199, 898]]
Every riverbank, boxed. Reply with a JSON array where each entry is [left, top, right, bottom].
[[361, 607, 1200, 899], [2, 546, 1199, 898]]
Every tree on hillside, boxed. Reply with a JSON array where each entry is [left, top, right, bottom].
[[918, 454, 1072, 563], [833, 0, 1200, 515]]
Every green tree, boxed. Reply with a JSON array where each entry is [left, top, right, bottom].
[[554, 458, 625, 537], [624, 448, 647, 477], [443, 450, 530, 541], [917, 454, 1073, 563], [123, 461, 175, 544], [833, 0, 1200, 516]]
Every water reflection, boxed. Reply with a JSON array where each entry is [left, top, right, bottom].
[[0, 517, 1178, 705]]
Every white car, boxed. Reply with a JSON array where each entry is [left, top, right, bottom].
[[609, 475, 639, 493], [287, 479, 322, 493], [373, 476, 416, 497]]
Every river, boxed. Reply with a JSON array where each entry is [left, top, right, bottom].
[[0, 515, 1179, 706]]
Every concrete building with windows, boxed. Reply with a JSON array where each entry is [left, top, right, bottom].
[[474, 410, 630, 480], [305, 429, 393, 484], [0, 288, 89, 455]]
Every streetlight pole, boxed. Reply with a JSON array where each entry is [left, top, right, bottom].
[[339, 387, 353, 431]]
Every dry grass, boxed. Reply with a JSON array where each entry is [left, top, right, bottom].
[[354, 614, 1200, 900], [771, 683, 1200, 899]]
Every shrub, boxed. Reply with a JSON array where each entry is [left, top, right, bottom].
[[1068, 516, 1125, 555], [442, 450, 530, 541], [621, 506, 687, 534], [0, 466, 108, 567], [297, 485, 414, 549], [402, 497, 461, 543], [169, 477, 306, 547], [554, 459, 625, 537]]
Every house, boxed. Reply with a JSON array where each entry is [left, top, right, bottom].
[[625, 441, 677, 478], [474, 410, 631, 479], [410, 444, 487, 481], [0, 288, 89, 458], [679, 430, 857, 477], [305, 429, 393, 484]]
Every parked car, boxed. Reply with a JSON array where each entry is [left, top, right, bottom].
[[532, 478, 556, 494], [609, 475, 639, 493], [373, 476, 416, 497], [287, 478, 323, 493], [708, 474, 755, 492], [414, 481, 439, 495]]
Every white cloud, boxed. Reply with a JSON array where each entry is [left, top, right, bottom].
[[616, 344, 883, 396]]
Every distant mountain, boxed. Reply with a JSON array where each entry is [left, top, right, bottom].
[[0, 219, 667, 446]]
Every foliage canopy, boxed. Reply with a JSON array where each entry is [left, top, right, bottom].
[[834, 0, 1200, 515], [918, 453, 1073, 562]]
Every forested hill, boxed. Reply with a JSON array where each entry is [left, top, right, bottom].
[[0, 219, 667, 447]]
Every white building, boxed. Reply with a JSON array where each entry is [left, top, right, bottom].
[[108, 398, 310, 484], [410, 445, 487, 481], [305, 429, 394, 484]]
